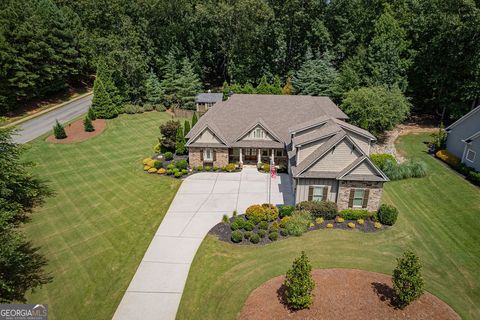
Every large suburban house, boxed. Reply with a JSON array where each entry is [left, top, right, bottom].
[[185, 94, 389, 211], [445, 105, 480, 171]]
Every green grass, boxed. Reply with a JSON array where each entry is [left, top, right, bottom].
[[177, 133, 480, 320], [22, 112, 182, 320]]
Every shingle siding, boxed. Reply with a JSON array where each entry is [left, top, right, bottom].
[[446, 107, 480, 159], [307, 140, 361, 172]]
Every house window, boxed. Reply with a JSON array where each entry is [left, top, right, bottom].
[[352, 189, 365, 208], [262, 149, 268, 156], [253, 128, 264, 139], [203, 148, 213, 161], [276, 149, 284, 157], [312, 186, 325, 201], [466, 149, 476, 162]]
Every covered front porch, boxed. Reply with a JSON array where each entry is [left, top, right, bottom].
[[229, 148, 287, 166]]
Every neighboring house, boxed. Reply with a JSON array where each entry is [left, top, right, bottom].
[[445, 105, 480, 171], [195, 92, 223, 113], [185, 94, 388, 211]]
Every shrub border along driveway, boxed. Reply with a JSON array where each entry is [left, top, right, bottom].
[[113, 167, 294, 320]]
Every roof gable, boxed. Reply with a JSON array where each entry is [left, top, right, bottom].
[[234, 118, 282, 143], [446, 105, 480, 131], [336, 156, 389, 181], [186, 123, 229, 146]]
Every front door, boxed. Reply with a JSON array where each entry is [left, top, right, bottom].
[[245, 148, 257, 162]]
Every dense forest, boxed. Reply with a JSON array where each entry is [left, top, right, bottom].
[[1, 0, 480, 122]]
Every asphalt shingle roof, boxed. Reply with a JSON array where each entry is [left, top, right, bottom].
[[195, 93, 223, 103]]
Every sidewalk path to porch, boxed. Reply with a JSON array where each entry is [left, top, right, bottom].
[[112, 167, 294, 320]]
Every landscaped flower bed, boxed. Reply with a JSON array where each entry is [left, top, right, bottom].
[[209, 202, 397, 245]]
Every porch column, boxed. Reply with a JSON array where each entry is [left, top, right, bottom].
[[271, 149, 275, 165], [239, 148, 243, 165], [257, 149, 261, 163]]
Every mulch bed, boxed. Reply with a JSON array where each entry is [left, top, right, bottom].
[[209, 215, 385, 246], [46, 119, 106, 144], [240, 268, 461, 320]]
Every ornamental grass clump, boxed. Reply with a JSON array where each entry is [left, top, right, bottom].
[[285, 210, 312, 236], [284, 251, 315, 310], [393, 250, 424, 308]]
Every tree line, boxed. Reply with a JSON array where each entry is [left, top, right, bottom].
[[1, 0, 479, 122]]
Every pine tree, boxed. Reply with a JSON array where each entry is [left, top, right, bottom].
[[284, 251, 315, 310], [191, 113, 198, 128], [159, 51, 180, 108], [293, 51, 338, 96], [175, 125, 187, 155], [83, 116, 94, 132], [87, 107, 96, 121], [145, 70, 163, 106], [184, 120, 191, 136], [176, 58, 202, 110], [272, 75, 283, 94], [255, 75, 271, 94], [392, 250, 424, 308], [92, 60, 121, 119], [53, 120, 67, 139]]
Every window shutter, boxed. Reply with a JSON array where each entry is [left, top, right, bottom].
[[362, 189, 370, 208], [308, 186, 314, 201], [213, 149, 216, 161], [322, 186, 328, 201], [200, 149, 203, 161], [348, 189, 355, 208]]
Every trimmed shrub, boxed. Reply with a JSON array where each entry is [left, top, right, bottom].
[[393, 250, 424, 308], [340, 209, 369, 220], [174, 171, 183, 178], [181, 169, 188, 175], [268, 231, 279, 241], [148, 167, 157, 173], [315, 217, 324, 225], [157, 168, 166, 174], [258, 229, 267, 238], [153, 160, 163, 169], [83, 116, 95, 132], [196, 166, 204, 171], [435, 150, 460, 167], [279, 216, 291, 228], [258, 221, 269, 230], [224, 163, 236, 172], [335, 216, 344, 223], [147, 159, 156, 167], [232, 210, 237, 217], [204, 166, 212, 171], [172, 168, 180, 173], [213, 166, 220, 171], [222, 214, 229, 224], [230, 217, 245, 231], [262, 203, 279, 221], [231, 230, 243, 243], [296, 201, 337, 219], [175, 159, 188, 170], [250, 233, 260, 244], [280, 228, 288, 236], [284, 251, 315, 310], [378, 204, 398, 226], [166, 169, 173, 175], [374, 222, 382, 229], [357, 219, 364, 225], [347, 222, 355, 229], [53, 120, 67, 139], [245, 205, 266, 224], [243, 231, 252, 240], [243, 220, 255, 231], [143, 103, 154, 112], [326, 223, 333, 228], [285, 210, 311, 236], [279, 205, 295, 218], [143, 165, 151, 171], [263, 164, 270, 173], [270, 221, 279, 232], [143, 158, 152, 165], [153, 143, 161, 153], [370, 153, 396, 170], [166, 164, 175, 170], [164, 152, 174, 161]]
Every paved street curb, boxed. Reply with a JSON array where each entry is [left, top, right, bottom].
[[2, 91, 93, 128]]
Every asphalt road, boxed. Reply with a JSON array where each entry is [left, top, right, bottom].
[[12, 94, 93, 144]]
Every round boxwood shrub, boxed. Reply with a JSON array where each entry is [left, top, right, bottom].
[[166, 164, 175, 170], [231, 230, 243, 243], [243, 220, 255, 231], [204, 166, 212, 171], [175, 159, 188, 170], [280, 228, 288, 236], [378, 204, 398, 225], [174, 171, 183, 178], [166, 169, 173, 175], [250, 233, 260, 244], [153, 160, 163, 169], [270, 221, 279, 232], [262, 203, 279, 221], [230, 217, 245, 231], [181, 169, 188, 175], [164, 152, 173, 161], [269, 231, 279, 241], [244, 231, 252, 240], [258, 221, 269, 230], [279, 205, 295, 218], [258, 229, 267, 238], [245, 204, 266, 224]]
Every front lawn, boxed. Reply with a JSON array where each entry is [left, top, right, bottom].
[[22, 112, 182, 319], [177, 133, 480, 320]]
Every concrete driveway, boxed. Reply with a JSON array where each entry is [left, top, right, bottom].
[[113, 167, 294, 320]]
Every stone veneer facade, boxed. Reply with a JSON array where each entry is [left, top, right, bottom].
[[336, 180, 383, 211], [188, 147, 229, 168]]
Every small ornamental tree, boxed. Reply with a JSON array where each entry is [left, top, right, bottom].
[[284, 251, 315, 310], [159, 120, 180, 151], [83, 116, 94, 132], [53, 120, 67, 139], [392, 250, 424, 308], [184, 120, 191, 136], [175, 125, 187, 155], [87, 107, 96, 120], [191, 112, 198, 128]]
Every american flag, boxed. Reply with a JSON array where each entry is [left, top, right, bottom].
[[270, 159, 276, 179]]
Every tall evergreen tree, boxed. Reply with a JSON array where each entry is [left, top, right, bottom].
[[293, 51, 338, 96], [393, 250, 424, 308], [176, 58, 202, 110], [184, 120, 191, 137], [159, 51, 180, 108], [284, 251, 315, 310], [91, 60, 121, 119], [175, 125, 187, 155], [53, 120, 67, 139], [191, 112, 198, 128], [144, 70, 163, 106]]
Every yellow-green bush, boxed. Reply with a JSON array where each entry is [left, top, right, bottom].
[[335, 216, 344, 223], [357, 219, 364, 225], [143, 165, 151, 171], [148, 167, 157, 173], [315, 217, 324, 225], [157, 168, 166, 174], [245, 204, 265, 224], [280, 216, 291, 228], [147, 159, 156, 167], [347, 222, 355, 229], [374, 222, 382, 229], [143, 158, 152, 165], [326, 223, 333, 228], [435, 150, 460, 167]]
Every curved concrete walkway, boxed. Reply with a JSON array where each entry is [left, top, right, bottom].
[[113, 167, 294, 320]]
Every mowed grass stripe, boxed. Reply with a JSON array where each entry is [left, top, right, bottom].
[[177, 133, 480, 320], [23, 112, 182, 320]]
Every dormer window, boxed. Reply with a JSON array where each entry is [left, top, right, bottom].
[[254, 128, 264, 139]]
